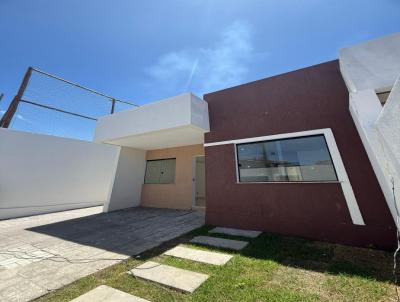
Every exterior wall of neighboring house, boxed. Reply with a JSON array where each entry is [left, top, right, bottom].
[[348, 88, 400, 226], [340, 33, 400, 228], [141, 144, 204, 210], [203, 60, 396, 249], [0, 128, 120, 220], [339, 33, 400, 93]]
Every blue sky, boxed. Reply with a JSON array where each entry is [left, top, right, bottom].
[[0, 0, 399, 139]]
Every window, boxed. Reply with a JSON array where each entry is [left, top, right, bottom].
[[144, 158, 176, 184], [236, 135, 337, 182]]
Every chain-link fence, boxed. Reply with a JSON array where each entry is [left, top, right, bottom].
[[0, 67, 138, 141]]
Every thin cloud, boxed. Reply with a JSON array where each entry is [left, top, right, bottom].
[[145, 20, 254, 96], [185, 58, 199, 91], [15, 113, 32, 123], [0, 110, 34, 124]]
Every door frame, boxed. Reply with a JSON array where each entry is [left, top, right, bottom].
[[192, 155, 206, 209]]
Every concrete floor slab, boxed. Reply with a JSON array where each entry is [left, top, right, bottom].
[[164, 245, 232, 265], [0, 207, 204, 302], [209, 227, 261, 238], [70, 285, 150, 302], [190, 236, 248, 251], [130, 261, 209, 293]]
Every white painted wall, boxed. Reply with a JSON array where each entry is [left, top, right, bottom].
[[190, 94, 210, 131], [104, 146, 146, 212], [340, 33, 400, 227], [376, 77, 400, 164], [93, 93, 209, 150], [339, 33, 400, 93], [0, 128, 120, 220], [349, 89, 400, 225], [376, 78, 400, 224]]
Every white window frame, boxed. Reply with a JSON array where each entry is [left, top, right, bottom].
[[204, 128, 365, 225], [192, 155, 206, 209]]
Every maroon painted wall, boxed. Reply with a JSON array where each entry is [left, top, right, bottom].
[[204, 60, 396, 250]]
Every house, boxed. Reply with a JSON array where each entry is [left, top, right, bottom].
[[1, 33, 399, 250], [94, 33, 400, 250]]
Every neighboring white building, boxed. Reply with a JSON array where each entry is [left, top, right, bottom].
[[339, 33, 400, 227]]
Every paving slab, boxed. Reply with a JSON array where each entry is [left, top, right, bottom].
[[164, 245, 232, 265], [130, 261, 209, 293], [70, 285, 150, 302], [209, 227, 262, 238], [0, 207, 204, 302], [190, 236, 248, 251]]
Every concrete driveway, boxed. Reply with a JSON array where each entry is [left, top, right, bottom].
[[0, 206, 204, 302]]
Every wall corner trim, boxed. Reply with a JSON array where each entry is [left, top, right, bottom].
[[103, 146, 122, 212], [323, 129, 365, 225]]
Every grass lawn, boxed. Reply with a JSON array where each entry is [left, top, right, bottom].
[[35, 226, 398, 302]]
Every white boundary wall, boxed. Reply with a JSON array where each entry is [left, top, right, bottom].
[[0, 128, 120, 220]]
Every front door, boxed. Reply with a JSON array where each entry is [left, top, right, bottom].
[[193, 156, 206, 208]]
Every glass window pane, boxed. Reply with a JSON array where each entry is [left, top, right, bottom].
[[160, 159, 176, 184], [144, 160, 161, 184], [237, 135, 337, 182], [144, 158, 176, 184]]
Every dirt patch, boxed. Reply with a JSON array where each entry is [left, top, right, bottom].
[[265, 265, 329, 298], [265, 264, 396, 302]]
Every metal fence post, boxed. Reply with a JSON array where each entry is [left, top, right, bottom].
[[0, 67, 33, 128], [111, 98, 116, 114]]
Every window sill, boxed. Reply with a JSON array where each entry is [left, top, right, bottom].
[[236, 181, 341, 184], [143, 183, 176, 185]]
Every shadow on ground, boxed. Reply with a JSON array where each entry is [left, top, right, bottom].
[[138, 225, 396, 284], [28, 209, 394, 284], [27, 207, 205, 256]]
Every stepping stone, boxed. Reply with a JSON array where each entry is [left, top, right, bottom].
[[164, 245, 232, 265], [190, 236, 248, 251], [70, 285, 150, 302], [130, 261, 209, 293], [209, 227, 262, 238]]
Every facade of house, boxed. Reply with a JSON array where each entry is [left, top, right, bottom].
[[1, 33, 399, 250], [95, 33, 400, 250], [203, 60, 395, 249]]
